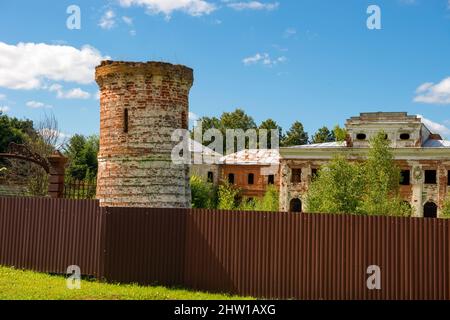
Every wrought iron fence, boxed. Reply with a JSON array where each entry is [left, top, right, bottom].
[[63, 178, 96, 199]]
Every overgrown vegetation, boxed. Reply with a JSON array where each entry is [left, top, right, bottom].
[[191, 176, 280, 212], [190, 175, 217, 209], [63, 134, 99, 181], [441, 194, 450, 218], [239, 185, 279, 212], [306, 132, 414, 217]]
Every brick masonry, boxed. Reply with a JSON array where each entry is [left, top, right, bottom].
[[95, 61, 193, 208]]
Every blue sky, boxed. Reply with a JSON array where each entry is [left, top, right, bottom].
[[0, 0, 450, 139]]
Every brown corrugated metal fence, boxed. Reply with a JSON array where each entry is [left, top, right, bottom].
[[0, 197, 104, 277], [1, 197, 450, 299]]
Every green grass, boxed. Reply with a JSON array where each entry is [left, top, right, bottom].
[[0, 266, 252, 300]]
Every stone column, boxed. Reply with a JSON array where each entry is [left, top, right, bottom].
[[47, 151, 68, 199], [411, 164, 424, 217]]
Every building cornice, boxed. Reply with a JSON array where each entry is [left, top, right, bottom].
[[280, 147, 450, 161]]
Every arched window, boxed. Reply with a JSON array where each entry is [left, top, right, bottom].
[[289, 198, 302, 213], [424, 202, 438, 219], [400, 133, 410, 140], [356, 133, 366, 140]]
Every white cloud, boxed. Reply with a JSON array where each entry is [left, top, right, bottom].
[[414, 77, 450, 105], [122, 16, 134, 25], [99, 10, 116, 29], [0, 106, 9, 113], [0, 42, 107, 90], [242, 53, 286, 67], [26, 100, 52, 109], [0, 93, 5, 100], [283, 27, 297, 38], [49, 84, 91, 100], [118, 0, 216, 18], [226, 1, 279, 11], [418, 114, 450, 137]]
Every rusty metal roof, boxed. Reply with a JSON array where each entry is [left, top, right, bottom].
[[220, 149, 280, 165]]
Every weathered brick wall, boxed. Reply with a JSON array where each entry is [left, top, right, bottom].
[[95, 61, 193, 208]]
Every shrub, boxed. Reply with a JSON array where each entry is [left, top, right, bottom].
[[217, 181, 241, 210], [190, 175, 217, 209]]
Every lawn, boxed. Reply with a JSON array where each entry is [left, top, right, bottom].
[[0, 266, 251, 300]]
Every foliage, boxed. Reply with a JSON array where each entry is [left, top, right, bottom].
[[281, 121, 309, 147], [357, 132, 410, 216], [306, 131, 413, 217], [64, 134, 99, 181], [238, 185, 280, 212], [311, 126, 335, 144], [190, 175, 217, 209], [193, 108, 310, 150], [217, 181, 241, 210], [0, 112, 35, 153], [333, 125, 348, 142], [258, 119, 283, 149], [0, 266, 250, 300], [441, 194, 450, 218], [306, 156, 365, 214]]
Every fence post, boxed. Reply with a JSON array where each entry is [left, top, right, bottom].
[[47, 151, 68, 198]]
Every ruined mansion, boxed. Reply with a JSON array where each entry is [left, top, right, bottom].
[[94, 61, 450, 218]]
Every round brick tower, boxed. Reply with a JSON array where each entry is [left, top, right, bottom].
[[95, 61, 193, 208]]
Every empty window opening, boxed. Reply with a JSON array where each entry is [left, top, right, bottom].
[[425, 170, 437, 185], [268, 175, 275, 185], [291, 169, 302, 184], [181, 111, 187, 129], [228, 173, 235, 184], [123, 108, 129, 133], [400, 170, 411, 186], [424, 202, 438, 219], [356, 133, 366, 140], [248, 173, 255, 185], [289, 198, 302, 213], [207, 171, 214, 183], [311, 168, 318, 181], [400, 133, 410, 140]]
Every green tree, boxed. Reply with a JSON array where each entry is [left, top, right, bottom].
[[259, 119, 283, 149], [306, 156, 364, 214], [0, 112, 35, 153], [239, 185, 280, 212], [64, 134, 99, 181], [359, 132, 411, 217], [306, 131, 413, 217], [190, 175, 217, 209], [281, 121, 308, 147], [193, 109, 257, 152], [311, 126, 335, 144], [255, 185, 279, 212], [333, 125, 348, 142], [217, 181, 241, 210], [441, 194, 450, 218]]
